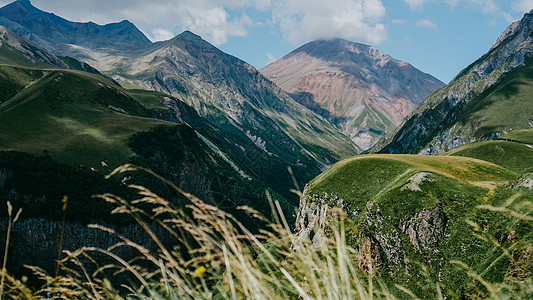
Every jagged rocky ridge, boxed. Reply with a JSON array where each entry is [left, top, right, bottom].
[[377, 9, 533, 155]]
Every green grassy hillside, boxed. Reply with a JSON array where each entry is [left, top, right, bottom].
[[445, 137, 533, 174], [309, 154, 517, 203], [0, 67, 173, 169], [303, 147, 532, 298], [450, 59, 533, 141], [0, 42, 55, 69], [0, 64, 295, 210], [500, 129, 533, 144]]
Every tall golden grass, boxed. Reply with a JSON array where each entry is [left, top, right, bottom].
[[0, 164, 531, 299]]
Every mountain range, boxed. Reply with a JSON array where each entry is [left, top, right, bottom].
[[0, 0, 359, 204], [260, 38, 444, 150]]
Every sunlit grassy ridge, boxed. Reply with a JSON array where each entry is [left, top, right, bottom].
[[304, 148, 532, 298], [445, 139, 533, 174], [309, 154, 518, 203], [0, 66, 174, 169], [500, 129, 533, 144]]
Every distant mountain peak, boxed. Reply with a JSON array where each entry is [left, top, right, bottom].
[[17, 0, 31, 6], [179, 30, 200, 38], [0, 0, 152, 50], [261, 38, 444, 150], [7, 0, 38, 12], [173, 30, 210, 46], [293, 38, 382, 56]]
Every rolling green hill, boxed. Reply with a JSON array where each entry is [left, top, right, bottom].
[[0, 66, 172, 169], [301, 142, 532, 298], [500, 129, 533, 144], [444, 132, 533, 174], [0, 60, 300, 277], [0, 62, 296, 216]]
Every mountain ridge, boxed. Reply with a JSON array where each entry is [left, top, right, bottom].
[[0, 0, 360, 200], [0, 0, 151, 51], [376, 8, 533, 155]]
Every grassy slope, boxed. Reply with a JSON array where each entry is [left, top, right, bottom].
[[500, 128, 533, 144], [445, 138, 533, 174], [305, 151, 532, 298], [0, 43, 55, 69], [0, 64, 296, 222], [309, 154, 517, 205], [451, 59, 533, 140], [0, 66, 174, 169]]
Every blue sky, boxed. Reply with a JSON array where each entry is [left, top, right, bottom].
[[2, 0, 532, 83]]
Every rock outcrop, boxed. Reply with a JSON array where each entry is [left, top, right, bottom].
[[295, 190, 448, 273], [402, 206, 447, 253]]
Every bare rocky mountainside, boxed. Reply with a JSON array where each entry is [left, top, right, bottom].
[[260, 38, 444, 150], [377, 9, 533, 155]]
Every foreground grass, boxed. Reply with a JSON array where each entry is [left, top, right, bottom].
[[1, 165, 382, 299], [1, 165, 531, 299]]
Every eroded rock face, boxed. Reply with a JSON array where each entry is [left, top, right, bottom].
[[294, 188, 336, 249], [402, 206, 447, 253], [0, 218, 171, 275], [296, 189, 449, 273], [365, 202, 403, 268]]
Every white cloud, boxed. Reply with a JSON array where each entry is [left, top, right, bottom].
[[175, 4, 251, 45], [416, 19, 437, 29], [444, 0, 498, 13], [150, 28, 174, 42], [265, 52, 276, 65], [513, 0, 533, 13], [272, 0, 387, 45], [254, 0, 271, 10], [403, 0, 427, 9]]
